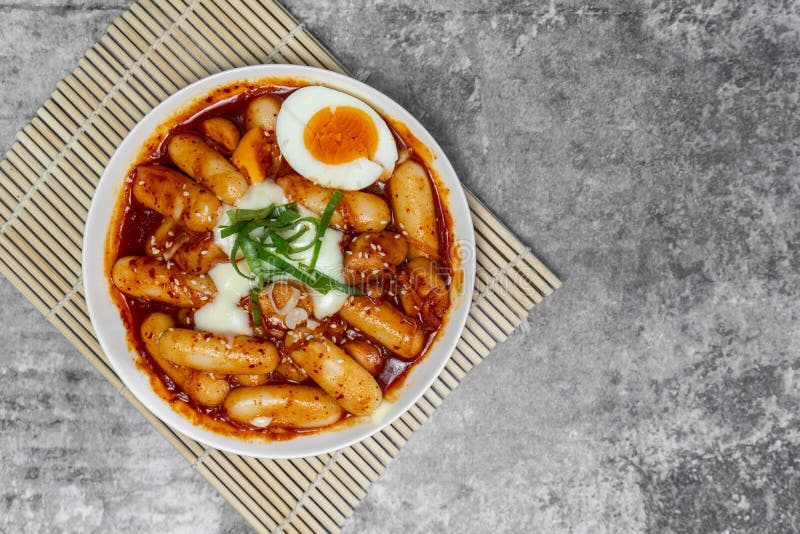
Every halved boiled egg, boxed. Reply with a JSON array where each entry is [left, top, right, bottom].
[[276, 86, 398, 190]]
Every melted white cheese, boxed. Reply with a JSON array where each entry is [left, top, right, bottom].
[[194, 262, 253, 335], [197, 180, 348, 335]]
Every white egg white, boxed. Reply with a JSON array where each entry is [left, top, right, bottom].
[[276, 86, 398, 190], [193, 261, 253, 336]]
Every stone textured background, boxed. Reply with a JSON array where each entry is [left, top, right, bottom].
[[2, 1, 800, 532]]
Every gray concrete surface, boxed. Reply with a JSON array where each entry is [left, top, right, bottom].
[[2, 0, 799, 532]]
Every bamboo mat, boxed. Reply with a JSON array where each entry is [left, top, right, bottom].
[[0, 0, 560, 532]]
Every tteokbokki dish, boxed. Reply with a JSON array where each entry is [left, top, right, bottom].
[[107, 80, 457, 440]]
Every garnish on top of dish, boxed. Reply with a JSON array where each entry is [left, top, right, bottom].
[[106, 80, 456, 440]]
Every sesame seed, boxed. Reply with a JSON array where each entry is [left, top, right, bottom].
[[138, 180, 145, 186]]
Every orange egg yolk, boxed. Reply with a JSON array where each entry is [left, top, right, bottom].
[[303, 106, 378, 164]]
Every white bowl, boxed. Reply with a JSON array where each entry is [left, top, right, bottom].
[[83, 65, 476, 458]]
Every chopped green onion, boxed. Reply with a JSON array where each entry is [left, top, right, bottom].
[[249, 288, 262, 326], [219, 198, 362, 325], [219, 219, 247, 239], [271, 204, 301, 227], [310, 191, 342, 269], [227, 205, 274, 223], [253, 244, 361, 295], [236, 236, 261, 279]]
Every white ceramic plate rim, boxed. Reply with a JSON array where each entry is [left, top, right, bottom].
[[83, 65, 476, 458]]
